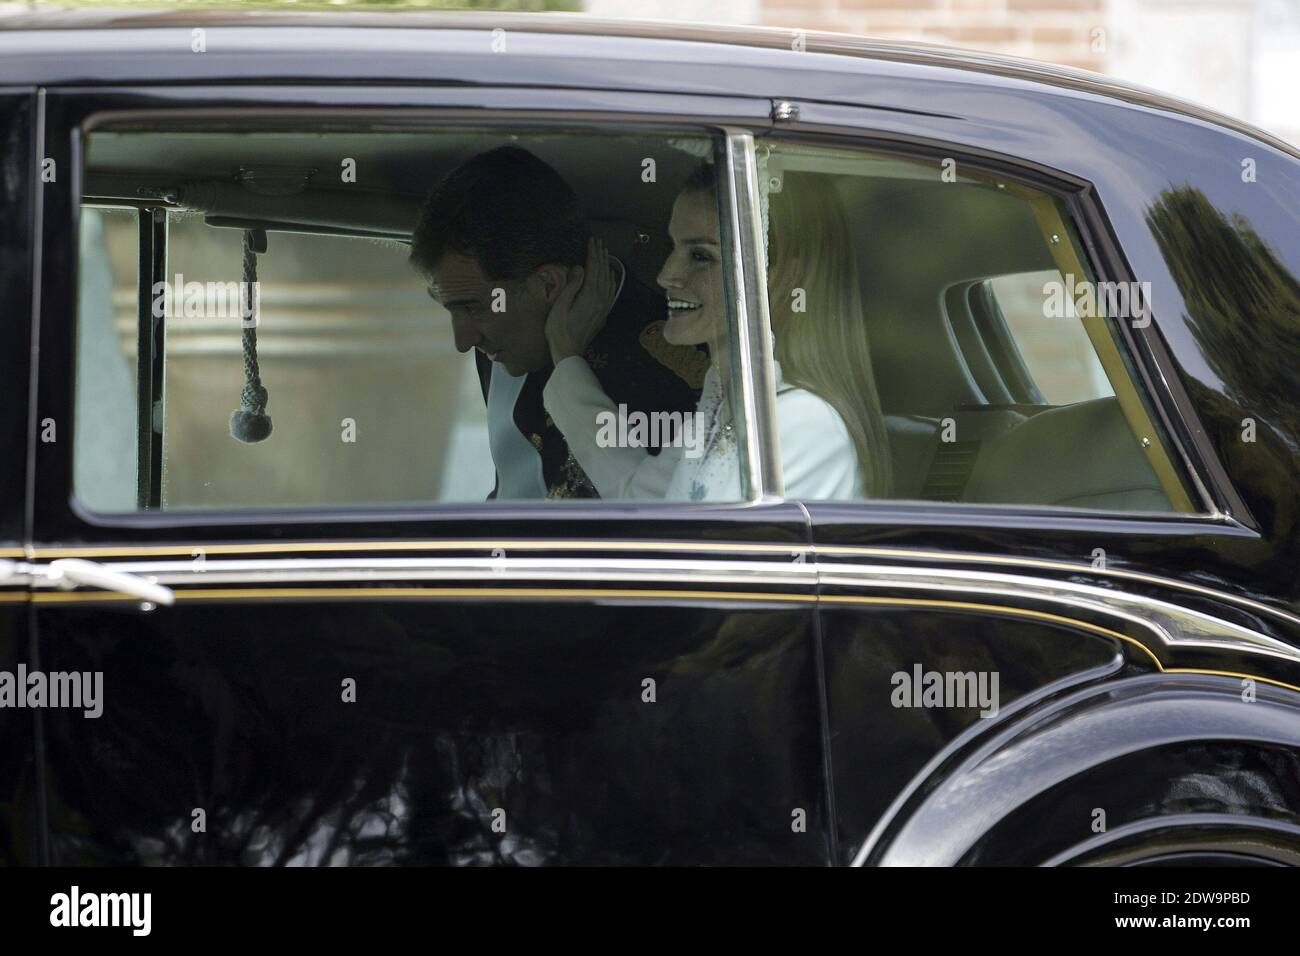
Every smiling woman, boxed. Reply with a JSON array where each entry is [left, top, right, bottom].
[[543, 159, 872, 501]]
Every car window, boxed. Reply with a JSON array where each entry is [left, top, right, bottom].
[[983, 270, 1114, 405], [74, 126, 747, 511], [758, 140, 1197, 512]]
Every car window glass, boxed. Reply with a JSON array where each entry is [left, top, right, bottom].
[[75, 205, 139, 512], [759, 140, 1197, 512], [985, 270, 1114, 405], [73, 127, 745, 510]]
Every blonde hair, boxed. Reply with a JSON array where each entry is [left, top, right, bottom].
[[765, 172, 892, 497]]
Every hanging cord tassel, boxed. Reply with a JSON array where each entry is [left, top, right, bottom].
[[229, 228, 273, 443]]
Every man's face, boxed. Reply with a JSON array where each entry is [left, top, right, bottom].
[[427, 251, 556, 377]]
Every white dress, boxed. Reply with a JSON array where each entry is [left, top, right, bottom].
[[542, 355, 864, 501]]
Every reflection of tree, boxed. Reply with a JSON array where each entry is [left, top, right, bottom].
[[45, 601, 826, 866], [1145, 186, 1300, 547], [1146, 186, 1300, 449]]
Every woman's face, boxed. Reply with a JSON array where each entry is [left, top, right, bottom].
[[657, 189, 725, 349]]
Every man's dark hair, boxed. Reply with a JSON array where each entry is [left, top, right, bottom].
[[409, 146, 589, 281]]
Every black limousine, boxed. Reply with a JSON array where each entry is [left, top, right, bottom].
[[0, 10, 1298, 867]]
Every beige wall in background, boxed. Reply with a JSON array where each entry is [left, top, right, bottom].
[[79, 210, 495, 511], [757, 0, 1107, 71], [586, 0, 1300, 146]]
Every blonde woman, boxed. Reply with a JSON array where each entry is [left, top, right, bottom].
[[543, 162, 890, 501]]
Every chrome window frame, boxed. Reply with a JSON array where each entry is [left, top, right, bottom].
[[720, 129, 783, 501]]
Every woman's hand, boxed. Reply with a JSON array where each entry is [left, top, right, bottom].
[[546, 237, 617, 365]]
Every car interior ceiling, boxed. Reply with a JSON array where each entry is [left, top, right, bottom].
[[82, 131, 697, 291], [83, 129, 1174, 511]]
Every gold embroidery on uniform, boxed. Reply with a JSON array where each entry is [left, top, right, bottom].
[[547, 452, 597, 499]]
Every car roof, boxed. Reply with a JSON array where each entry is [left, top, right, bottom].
[[0, 8, 1295, 161]]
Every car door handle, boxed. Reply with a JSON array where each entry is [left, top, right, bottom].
[[40, 558, 175, 606]]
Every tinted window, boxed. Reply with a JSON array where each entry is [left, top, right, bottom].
[[984, 270, 1113, 405], [75, 127, 748, 510], [759, 141, 1196, 512]]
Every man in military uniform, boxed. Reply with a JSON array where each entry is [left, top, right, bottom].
[[410, 146, 703, 499]]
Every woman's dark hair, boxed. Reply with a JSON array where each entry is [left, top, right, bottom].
[[681, 159, 717, 195], [409, 146, 589, 281]]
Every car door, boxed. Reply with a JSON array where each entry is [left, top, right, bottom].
[[750, 114, 1300, 865], [0, 87, 38, 867], [29, 84, 831, 865]]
